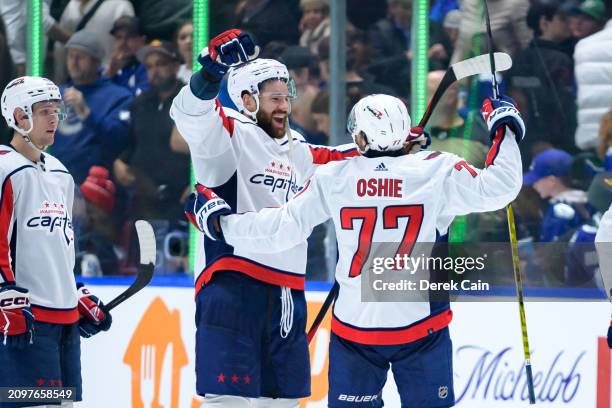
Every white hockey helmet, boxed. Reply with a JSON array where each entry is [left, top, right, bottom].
[[347, 94, 412, 154], [1, 76, 65, 136], [226, 58, 296, 117]]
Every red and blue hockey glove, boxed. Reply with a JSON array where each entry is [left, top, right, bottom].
[[407, 126, 431, 150], [481, 95, 525, 143], [0, 284, 34, 349], [184, 184, 231, 241], [198, 29, 260, 78], [77, 283, 112, 338]]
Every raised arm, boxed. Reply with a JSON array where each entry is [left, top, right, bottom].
[[441, 96, 524, 216], [185, 174, 331, 254]]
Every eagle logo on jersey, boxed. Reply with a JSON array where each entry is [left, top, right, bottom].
[[25, 200, 74, 246], [366, 106, 383, 119]]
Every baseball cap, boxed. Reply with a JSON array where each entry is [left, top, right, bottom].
[[523, 148, 574, 185], [65, 30, 105, 61], [588, 172, 612, 212], [80, 166, 116, 214], [573, 0, 606, 21], [110, 15, 143, 36], [136, 40, 179, 63]]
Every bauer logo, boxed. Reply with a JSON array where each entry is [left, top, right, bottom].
[[25, 201, 73, 245], [338, 394, 379, 402]]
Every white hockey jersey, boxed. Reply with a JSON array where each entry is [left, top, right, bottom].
[[0, 145, 78, 324], [221, 131, 523, 345], [170, 85, 358, 295]]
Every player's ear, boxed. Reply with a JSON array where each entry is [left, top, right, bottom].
[[242, 92, 257, 113], [13, 108, 30, 129]]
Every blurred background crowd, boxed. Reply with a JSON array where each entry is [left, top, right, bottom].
[[1, 0, 611, 291]]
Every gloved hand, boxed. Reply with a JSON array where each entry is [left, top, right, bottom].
[[0, 284, 34, 349], [481, 95, 525, 142], [184, 184, 231, 241], [77, 283, 112, 338], [407, 126, 431, 150], [198, 29, 260, 78]]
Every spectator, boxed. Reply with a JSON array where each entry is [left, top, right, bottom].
[[430, 0, 460, 23], [451, 0, 532, 63], [573, 1, 612, 149], [54, 30, 133, 184], [299, 0, 330, 55], [524, 148, 590, 242], [443, 9, 461, 49], [113, 40, 190, 224], [103, 16, 148, 96], [368, 0, 451, 96], [77, 166, 119, 276], [569, 0, 607, 39], [175, 20, 193, 84], [426, 70, 489, 167], [233, 0, 300, 47], [508, 0, 577, 166], [0, 0, 71, 76], [599, 110, 612, 170], [310, 89, 330, 144], [53, 0, 134, 83], [281, 46, 320, 137], [564, 171, 612, 287], [130, 0, 192, 40]]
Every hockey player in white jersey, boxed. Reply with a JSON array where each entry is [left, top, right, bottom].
[[0, 76, 112, 408], [187, 93, 525, 407], [171, 29, 357, 407]]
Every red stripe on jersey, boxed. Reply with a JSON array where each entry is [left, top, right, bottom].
[[31, 306, 79, 324], [215, 99, 235, 137], [0, 179, 15, 283], [485, 128, 504, 167], [195, 256, 305, 298], [309, 146, 359, 165], [424, 151, 442, 160], [331, 309, 453, 345]]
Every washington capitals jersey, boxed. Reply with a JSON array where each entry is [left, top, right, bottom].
[[221, 131, 523, 345], [0, 145, 77, 324], [170, 85, 358, 295]]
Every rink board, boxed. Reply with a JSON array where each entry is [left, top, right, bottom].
[[78, 280, 610, 407]]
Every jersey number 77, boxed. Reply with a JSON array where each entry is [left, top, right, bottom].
[[340, 205, 424, 278]]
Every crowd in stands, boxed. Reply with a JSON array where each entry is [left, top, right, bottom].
[[1, 0, 611, 290]]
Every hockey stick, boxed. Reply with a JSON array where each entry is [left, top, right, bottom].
[[307, 281, 338, 344], [306, 52, 513, 345], [482, 0, 536, 403], [105, 220, 156, 311]]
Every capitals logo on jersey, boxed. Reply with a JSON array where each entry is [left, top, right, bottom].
[[25, 200, 74, 245], [250, 160, 302, 200]]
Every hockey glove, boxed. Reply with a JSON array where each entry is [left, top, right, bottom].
[[77, 283, 112, 338], [184, 184, 231, 241], [407, 126, 431, 150], [481, 95, 525, 143], [198, 29, 260, 79], [0, 284, 34, 349]]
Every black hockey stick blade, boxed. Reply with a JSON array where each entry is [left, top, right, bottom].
[[307, 281, 339, 344], [105, 220, 156, 311], [418, 52, 512, 128]]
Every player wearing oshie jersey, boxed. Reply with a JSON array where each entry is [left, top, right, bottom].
[[188, 93, 525, 407], [170, 30, 358, 407], [0, 77, 112, 408]]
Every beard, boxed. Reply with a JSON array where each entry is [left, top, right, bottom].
[[256, 109, 287, 139], [151, 76, 177, 93]]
